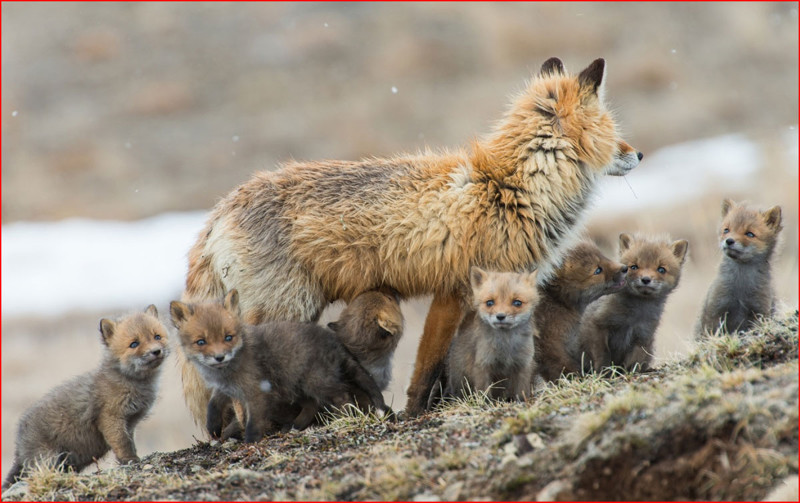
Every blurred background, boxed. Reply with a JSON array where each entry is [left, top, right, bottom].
[[2, 2, 797, 476]]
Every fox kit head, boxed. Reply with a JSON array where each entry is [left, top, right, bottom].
[[100, 304, 168, 378], [469, 267, 539, 330], [170, 290, 243, 369], [619, 233, 688, 298], [497, 57, 641, 178], [328, 287, 404, 355], [547, 241, 627, 307], [718, 199, 782, 263]]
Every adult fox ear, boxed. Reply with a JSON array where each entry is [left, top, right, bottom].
[[539, 57, 565, 76], [762, 205, 782, 231], [170, 301, 193, 328], [619, 233, 633, 252], [99, 318, 116, 346], [671, 239, 689, 265], [470, 266, 488, 290], [721, 198, 736, 217], [223, 289, 240, 317], [144, 304, 158, 318], [578, 58, 605, 94]]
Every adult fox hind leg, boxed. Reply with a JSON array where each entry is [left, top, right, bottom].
[[406, 293, 464, 416]]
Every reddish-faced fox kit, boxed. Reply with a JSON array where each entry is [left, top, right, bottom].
[[696, 199, 783, 337], [443, 267, 538, 401], [327, 288, 404, 393], [578, 234, 688, 372], [534, 241, 627, 382], [3, 306, 168, 489], [170, 290, 390, 442]]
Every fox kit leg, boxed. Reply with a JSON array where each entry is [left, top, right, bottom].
[[623, 341, 654, 372], [341, 356, 390, 415], [290, 399, 321, 431], [97, 413, 138, 464], [206, 390, 231, 439], [406, 294, 463, 416]]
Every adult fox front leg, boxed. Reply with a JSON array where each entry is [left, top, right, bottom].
[[180, 57, 641, 424]]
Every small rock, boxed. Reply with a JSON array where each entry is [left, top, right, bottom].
[[413, 492, 440, 501], [222, 438, 239, 449], [191, 464, 203, 473], [209, 440, 219, 447], [1, 481, 29, 500], [443, 481, 464, 501], [537, 479, 572, 501], [142, 464, 154, 471]]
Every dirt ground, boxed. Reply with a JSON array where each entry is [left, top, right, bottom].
[[2, 2, 798, 484]]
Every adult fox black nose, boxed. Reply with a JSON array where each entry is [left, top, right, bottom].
[[496, 313, 507, 321], [214, 355, 225, 362], [637, 152, 643, 161], [725, 238, 735, 246], [641, 277, 652, 285]]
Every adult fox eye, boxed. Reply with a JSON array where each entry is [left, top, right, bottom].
[[512, 299, 522, 307], [224, 334, 233, 342], [594, 267, 603, 275], [486, 300, 495, 307], [745, 231, 755, 238], [657, 267, 666, 274], [129, 341, 139, 349], [196, 339, 206, 346]]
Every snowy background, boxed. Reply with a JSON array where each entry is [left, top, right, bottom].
[[2, 2, 797, 477]]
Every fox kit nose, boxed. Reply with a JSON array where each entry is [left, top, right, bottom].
[[641, 277, 652, 285], [214, 355, 225, 363], [637, 152, 643, 161], [151, 349, 162, 357], [725, 238, 735, 246], [495, 313, 507, 321]]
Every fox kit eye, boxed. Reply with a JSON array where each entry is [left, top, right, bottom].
[[486, 300, 495, 307], [196, 339, 206, 346], [594, 267, 603, 275], [629, 264, 638, 271], [224, 334, 234, 342], [723, 228, 730, 234], [154, 334, 162, 340], [512, 299, 522, 307], [129, 341, 140, 349], [657, 267, 666, 274], [745, 231, 755, 238]]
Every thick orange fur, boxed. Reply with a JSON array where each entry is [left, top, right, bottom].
[[181, 57, 641, 420]]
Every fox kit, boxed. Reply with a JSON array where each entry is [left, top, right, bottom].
[[578, 234, 688, 372], [442, 267, 538, 401], [327, 288, 404, 392], [180, 57, 642, 418], [697, 199, 782, 337], [534, 241, 627, 382], [3, 306, 167, 489], [171, 290, 390, 442]]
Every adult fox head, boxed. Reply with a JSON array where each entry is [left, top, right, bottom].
[[100, 304, 168, 378], [170, 290, 243, 369], [495, 57, 642, 179]]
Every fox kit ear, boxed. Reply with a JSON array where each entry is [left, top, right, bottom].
[[540, 57, 565, 76], [721, 198, 736, 217], [170, 301, 193, 328], [376, 316, 397, 336], [99, 318, 116, 345], [762, 205, 782, 230], [327, 321, 340, 332], [671, 239, 689, 265], [527, 269, 539, 285], [619, 233, 633, 252], [470, 266, 488, 290], [223, 289, 240, 317], [144, 304, 158, 318], [578, 58, 605, 94]]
